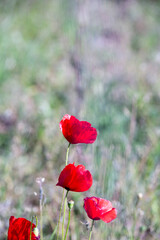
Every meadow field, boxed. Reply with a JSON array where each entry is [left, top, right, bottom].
[[0, 0, 160, 239]]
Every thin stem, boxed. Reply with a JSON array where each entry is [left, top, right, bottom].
[[64, 209, 71, 240], [36, 178, 44, 240], [57, 189, 65, 240], [62, 190, 69, 240], [40, 199, 43, 240], [89, 220, 94, 240], [35, 216, 38, 228], [30, 216, 33, 240], [49, 225, 57, 240], [65, 143, 71, 166], [57, 143, 71, 240], [39, 186, 44, 240]]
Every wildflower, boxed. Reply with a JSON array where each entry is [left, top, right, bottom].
[[83, 197, 117, 223], [8, 216, 40, 240], [59, 114, 97, 144], [56, 163, 93, 192]]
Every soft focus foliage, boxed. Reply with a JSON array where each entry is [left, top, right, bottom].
[[0, 0, 160, 239]]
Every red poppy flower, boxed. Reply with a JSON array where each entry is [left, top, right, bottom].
[[59, 114, 97, 144], [8, 216, 40, 240], [56, 163, 93, 192], [83, 197, 117, 223]]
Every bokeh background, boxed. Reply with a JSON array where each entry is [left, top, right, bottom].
[[0, 0, 160, 239]]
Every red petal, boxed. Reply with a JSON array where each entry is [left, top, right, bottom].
[[83, 197, 117, 223], [56, 163, 92, 192], [68, 165, 93, 192], [8, 217, 36, 240], [100, 208, 117, 223], [83, 197, 101, 220], [59, 114, 97, 144], [56, 163, 76, 188], [9, 216, 16, 225], [97, 198, 113, 213]]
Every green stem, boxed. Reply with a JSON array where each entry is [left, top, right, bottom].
[[49, 225, 57, 240], [57, 189, 65, 240], [57, 143, 71, 240], [40, 199, 43, 240], [30, 216, 33, 240], [89, 220, 94, 240], [62, 190, 69, 240], [65, 143, 70, 166], [35, 216, 38, 228], [64, 208, 71, 240]]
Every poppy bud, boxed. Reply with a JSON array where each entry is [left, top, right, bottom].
[[68, 200, 74, 210]]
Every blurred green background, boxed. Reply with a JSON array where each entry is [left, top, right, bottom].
[[0, 0, 160, 239]]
